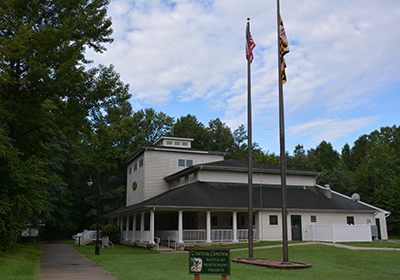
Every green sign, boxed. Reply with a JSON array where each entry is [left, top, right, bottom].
[[21, 227, 38, 237], [189, 248, 230, 275]]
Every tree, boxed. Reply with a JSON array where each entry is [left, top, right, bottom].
[[172, 114, 206, 149], [312, 141, 340, 172], [350, 126, 400, 234], [0, 0, 133, 245], [0, 128, 50, 250], [288, 144, 312, 170], [204, 118, 235, 153]]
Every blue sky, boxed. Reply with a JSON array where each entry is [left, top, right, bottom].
[[86, 0, 400, 155]]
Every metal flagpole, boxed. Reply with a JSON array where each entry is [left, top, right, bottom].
[[277, 0, 289, 264], [246, 18, 254, 260]]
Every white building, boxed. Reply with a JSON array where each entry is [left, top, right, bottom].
[[102, 137, 389, 248]]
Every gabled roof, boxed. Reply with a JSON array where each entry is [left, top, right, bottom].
[[102, 181, 375, 218]]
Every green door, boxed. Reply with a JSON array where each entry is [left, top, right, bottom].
[[375, 218, 382, 240], [291, 215, 302, 241]]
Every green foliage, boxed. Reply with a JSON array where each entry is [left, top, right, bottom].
[[0, 128, 51, 251], [100, 224, 120, 244], [173, 114, 206, 149]]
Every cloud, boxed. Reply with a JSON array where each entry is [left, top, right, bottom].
[[85, 0, 400, 153], [288, 116, 379, 146]]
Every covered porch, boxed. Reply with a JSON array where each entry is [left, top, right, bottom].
[[109, 208, 259, 249]]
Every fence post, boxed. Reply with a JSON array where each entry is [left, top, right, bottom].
[[221, 244, 227, 280], [194, 244, 200, 280]]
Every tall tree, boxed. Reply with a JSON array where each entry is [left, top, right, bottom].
[[312, 141, 340, 172], [204, 118, 235, 153], [172, 114, 206, 149], [0, 0, 132, 245]]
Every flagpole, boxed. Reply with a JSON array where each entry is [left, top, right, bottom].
[[277, 0, 289, 264], [246, 18, 254, 260]]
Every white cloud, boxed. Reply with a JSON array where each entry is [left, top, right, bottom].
[[85, 0, 400, 153]]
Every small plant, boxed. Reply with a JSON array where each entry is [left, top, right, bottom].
[[100, 224, 120, 244]]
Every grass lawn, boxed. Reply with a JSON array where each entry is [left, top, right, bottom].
[[190, 240, 302, 250], [0, 245, 42, 280], [338, 240, 400, 248], [73, 243, 400, 280]]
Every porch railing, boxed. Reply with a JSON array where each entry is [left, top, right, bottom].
[[72, 230, 97, 245], [211, 230, 232, 241], [237, 229, 257, 241], [183, 230, 207, 241]]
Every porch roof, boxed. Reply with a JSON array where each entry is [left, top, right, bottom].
[[102, 182, 375, 218]]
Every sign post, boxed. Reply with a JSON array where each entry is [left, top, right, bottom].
[[189, 245, 230, 279]]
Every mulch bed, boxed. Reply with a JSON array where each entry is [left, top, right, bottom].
[[232, 258, 311, 269]]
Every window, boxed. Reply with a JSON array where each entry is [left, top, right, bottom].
[[174, 141, 180, 146], [129, 167, 132, 175], [269, 215, 278, 225], [253, 215, 255, 226], [347, 216, 354, 225], [212, 217, 218, 226], [166, 141, 173, 145], [182, 142, 188, 146], [310, 215, 317, 223], [139, 159, 143, 167], [134, 163, 137, 171], [178, 159, 193, 167], [240, 216, 245, 226], [132, 181, 137, 191]]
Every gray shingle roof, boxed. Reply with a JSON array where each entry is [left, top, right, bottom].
[[102, 182, 374, 217]]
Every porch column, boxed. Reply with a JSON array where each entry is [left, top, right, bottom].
[[132, 213, 137, 241], [150, 209, 155, 244], [140, 212, 145, 242], [178, 210, 183, 243], [206, 211, 211, 242], [119, 217, 123, 240], [233, 211, 238, 242], [126, 214, 130, 241]]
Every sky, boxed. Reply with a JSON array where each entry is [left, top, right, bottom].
[[86, 0, 400, 155]]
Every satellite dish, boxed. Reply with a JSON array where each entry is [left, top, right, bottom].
[[351, 193, 360, 202]]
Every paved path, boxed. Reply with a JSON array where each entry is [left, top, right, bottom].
[[230, 241, 400, 251], [38, 243, 119, 280]]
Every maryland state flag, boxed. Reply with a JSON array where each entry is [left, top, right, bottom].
[[279, 15, 289, 84]]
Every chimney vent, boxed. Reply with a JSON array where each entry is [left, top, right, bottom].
[[324, 184, 332, 199]]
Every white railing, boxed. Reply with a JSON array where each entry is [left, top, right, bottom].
[[183, 230, 207, 241], [211, 230, 232, 242], [73, 230, 98, 245], [308, 224, 372, 243], [156, 230, 179, 249], [237, 229, 257, 241]]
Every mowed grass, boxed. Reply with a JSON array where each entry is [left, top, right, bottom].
[[338, 240, 400, 248], [73, 243, 400, 280], [0, 245, 42, 280]]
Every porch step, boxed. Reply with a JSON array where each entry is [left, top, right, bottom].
[[155, 245, 179, 253]]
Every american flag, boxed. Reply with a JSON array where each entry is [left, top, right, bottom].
[[246, 30, 256, 63]]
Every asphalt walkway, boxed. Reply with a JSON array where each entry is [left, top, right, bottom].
[[38, 243, 119, 280]]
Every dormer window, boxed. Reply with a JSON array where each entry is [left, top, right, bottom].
[[178, 159, 193, 167], [166, 141, 173, 145], [174, 141, 180, 146]]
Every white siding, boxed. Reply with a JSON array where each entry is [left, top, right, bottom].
[[259, 210, 375, 241], [127, 154, 145, 205], [375, 211, 388, 240], [198, 170, 316, 186], [127, 150, 224, 205]]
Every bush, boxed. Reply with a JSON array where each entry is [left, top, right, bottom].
[[100, 224, 120, 244]]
